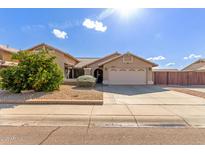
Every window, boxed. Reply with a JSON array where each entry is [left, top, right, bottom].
[[123, 54, 133, 64]]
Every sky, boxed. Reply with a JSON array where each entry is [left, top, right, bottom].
[[0, 8, 205, 69]]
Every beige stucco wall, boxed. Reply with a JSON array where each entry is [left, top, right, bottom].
[[48, 49, 78, 70], [102, 55, 154, 84], [0, 50, 14, 61]]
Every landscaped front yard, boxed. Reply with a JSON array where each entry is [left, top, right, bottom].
[[38, 85, 103, 100], [0, 85, 103, 104]]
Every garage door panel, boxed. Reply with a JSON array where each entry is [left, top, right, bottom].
[[108, 69, 146, 85]]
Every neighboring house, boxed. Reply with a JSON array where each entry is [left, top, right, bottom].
[[182, 59, 205, 72], [0, 45, 18, 68], [1, 43, 158, 85]]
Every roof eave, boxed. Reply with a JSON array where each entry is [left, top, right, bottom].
[[0, 47, 18, 54], [98, 52, 158, 67], [84, 52, 121, 67]]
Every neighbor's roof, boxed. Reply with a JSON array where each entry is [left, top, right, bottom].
[[197, 66, 205, 71], [98, 52, 158, 67], [74, 57, 100, 68], [0, 60, 18, 67], [0, 45, 19, 54], [153, 68, 179, 72], [25, 43, 80, 62], [182, 59, 205, 71]]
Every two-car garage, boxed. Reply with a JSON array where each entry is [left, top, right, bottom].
[[98, 52, 157, 85], [107, 68, 147, 85]]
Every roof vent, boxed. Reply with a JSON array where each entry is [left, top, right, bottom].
[[123, 54, 133, 64]]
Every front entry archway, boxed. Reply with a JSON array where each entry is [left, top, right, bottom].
[[94, 69, 103, 83]]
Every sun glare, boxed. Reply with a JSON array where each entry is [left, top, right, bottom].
[[115, 8, 138, 18]]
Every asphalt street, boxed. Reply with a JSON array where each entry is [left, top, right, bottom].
[[0, 126, 205, 144]]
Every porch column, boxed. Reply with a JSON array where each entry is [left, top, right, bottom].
[[67, 67, 72, 79], [66, 69, 70, 79], [84, 68, 92, 75], [72, 69, 74, 78], [147, 67, 154, 84]]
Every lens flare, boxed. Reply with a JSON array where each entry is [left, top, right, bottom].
[[115, 8, 138, 18]]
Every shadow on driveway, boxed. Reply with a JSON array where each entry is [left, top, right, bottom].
[[0, 104, 17, 110]]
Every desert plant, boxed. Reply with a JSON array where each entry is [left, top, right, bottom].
[[0, 49, 64, 93], [76, 75, 96, 87]]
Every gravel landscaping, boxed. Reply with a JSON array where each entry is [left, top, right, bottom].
[[0, 85, 103, 103], [38, 85, 103, 100], [169, 87, 205, 99]]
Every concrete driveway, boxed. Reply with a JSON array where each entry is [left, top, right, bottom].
[[103, 85, 205, 105], [0, 85, 205, 128], [102, 85, 205, 128]]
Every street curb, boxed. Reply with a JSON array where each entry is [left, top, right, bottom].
[[0, 99, 103, 105]]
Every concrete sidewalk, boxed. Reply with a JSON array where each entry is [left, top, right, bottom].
[[1, 104, 205, 128]]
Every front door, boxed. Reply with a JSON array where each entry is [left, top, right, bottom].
[[94, 69, 103, 83]]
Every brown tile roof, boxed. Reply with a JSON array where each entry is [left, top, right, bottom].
[[0, 45, 19, 53], [84, 52, 121, 67], [98, 52, 158, 67], [74, 57, 100, 68]]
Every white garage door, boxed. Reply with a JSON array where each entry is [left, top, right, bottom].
[[108, 68, 146, 85]]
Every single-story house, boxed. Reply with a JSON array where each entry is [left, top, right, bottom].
[[182, 59, 205, 72], [0, 43, 158, 85]]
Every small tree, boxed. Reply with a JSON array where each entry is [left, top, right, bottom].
[[0, 49, 64, 93]]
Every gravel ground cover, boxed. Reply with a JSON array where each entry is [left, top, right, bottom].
[[0, 85, 103, 103]]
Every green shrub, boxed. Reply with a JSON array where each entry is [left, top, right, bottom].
[[0, 49, 64, 93], [76, 75, 96, 87]]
